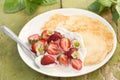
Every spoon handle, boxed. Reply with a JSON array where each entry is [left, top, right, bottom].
[[0, 26, 36, 60]]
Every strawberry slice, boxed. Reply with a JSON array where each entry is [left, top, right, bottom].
[[66, 48, 78, 58], [41, 55, 55, 65], [31, 43, 37, 53], [46, 42, 59, 55], [31, 39, 46, 54], [39, 38, 47, 46], [28, 34, 40, 44], [57, 54, 69, 66], [41, 30, 50, 40], [60, 38, 71, 51], [71, 58, 82, 70], [47, 31, 62, 43]]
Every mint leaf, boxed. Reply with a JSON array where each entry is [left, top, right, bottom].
[[25, 0, 57, 14], [40, 0, 57, 5], [111, 0, 117, 4], [31, 0, 57, 5], [112, 9, 119, 22], [88, 0, 120, 23], [30, 0, 42, 4], [4, 0, 25, 13], [98, 0, 112, 7], [88, 1, 105, 14], [25, 0, 39, 15], [116, 0, 120, 15]]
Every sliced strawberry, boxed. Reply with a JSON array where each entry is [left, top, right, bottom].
[[71, 58, 82, 70], [65, 48, 78, 58], [46, 42, 59, 55], [60, 38, 71, 51], [41, 30, 50, 40], [47, 31, 62, 43], [31, 39, 46, 53], [31, 43, 37, 53], [39, 38, 47, 46], [57, 54, 69, 66], [41, 55, 55, 65], [28, 34, 40, 44]]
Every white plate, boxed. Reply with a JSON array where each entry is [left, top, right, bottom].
[[17, 8, 117, 77]]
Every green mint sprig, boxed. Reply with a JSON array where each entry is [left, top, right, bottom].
[[88, 0, 120, 23], [4, 0, 57, 15]]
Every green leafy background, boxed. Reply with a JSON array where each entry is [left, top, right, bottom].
[[4, 0, 57, 14], [88, 0, 120, 23]]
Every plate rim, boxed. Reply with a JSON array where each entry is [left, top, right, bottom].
[[17, 8, 117, 77]]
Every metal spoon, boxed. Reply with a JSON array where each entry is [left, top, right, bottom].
[[0, 26, 41, 67]]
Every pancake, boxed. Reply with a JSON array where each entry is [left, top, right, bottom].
[[41, 14, 114, 66]]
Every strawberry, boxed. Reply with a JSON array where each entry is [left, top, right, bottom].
[[47, 31, 62, 43], [71, 58, 82, 70], [65, 48, 78, 58], [41, 30, 50, 40], [41, 55, 55, 65], [60, 38, 71, 51], [46, 42, 59, 55], [31, 39, 46, 53], [31, 43, 37, 53], [39, 38, 47, 46], [28, 34, 40, 44], [57, 54, 69, 66]]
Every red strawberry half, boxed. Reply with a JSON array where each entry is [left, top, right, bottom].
[[71, 58, 82, 70], [28, 34, 40, 44], [41, 30, 50, 40], [66, 48, 78, 58], [31, 43, 37, 53], [60, 38, 71, 51], [41, 55, 55, 65], [46, 42, 59, 55], [47, 31, 62, 43], [39, 38, 47, 46], [31, 39, 46, 53], [57, 54, 68, 66]]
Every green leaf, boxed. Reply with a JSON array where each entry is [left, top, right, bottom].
[[31, 0, 57, 5], [88, 1, 105, 14], [98, 0, 112, 7], [25, 0, 39, 15], [116, 0, 120, 15], [110, 0, 117, 4], [40, 0, 57, 5], [112, 9, 119, 22], [30, 0, 42, 4], [4, 0, 25, 13]]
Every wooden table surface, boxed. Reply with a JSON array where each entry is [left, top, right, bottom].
[[0, 0, 120, 80]]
